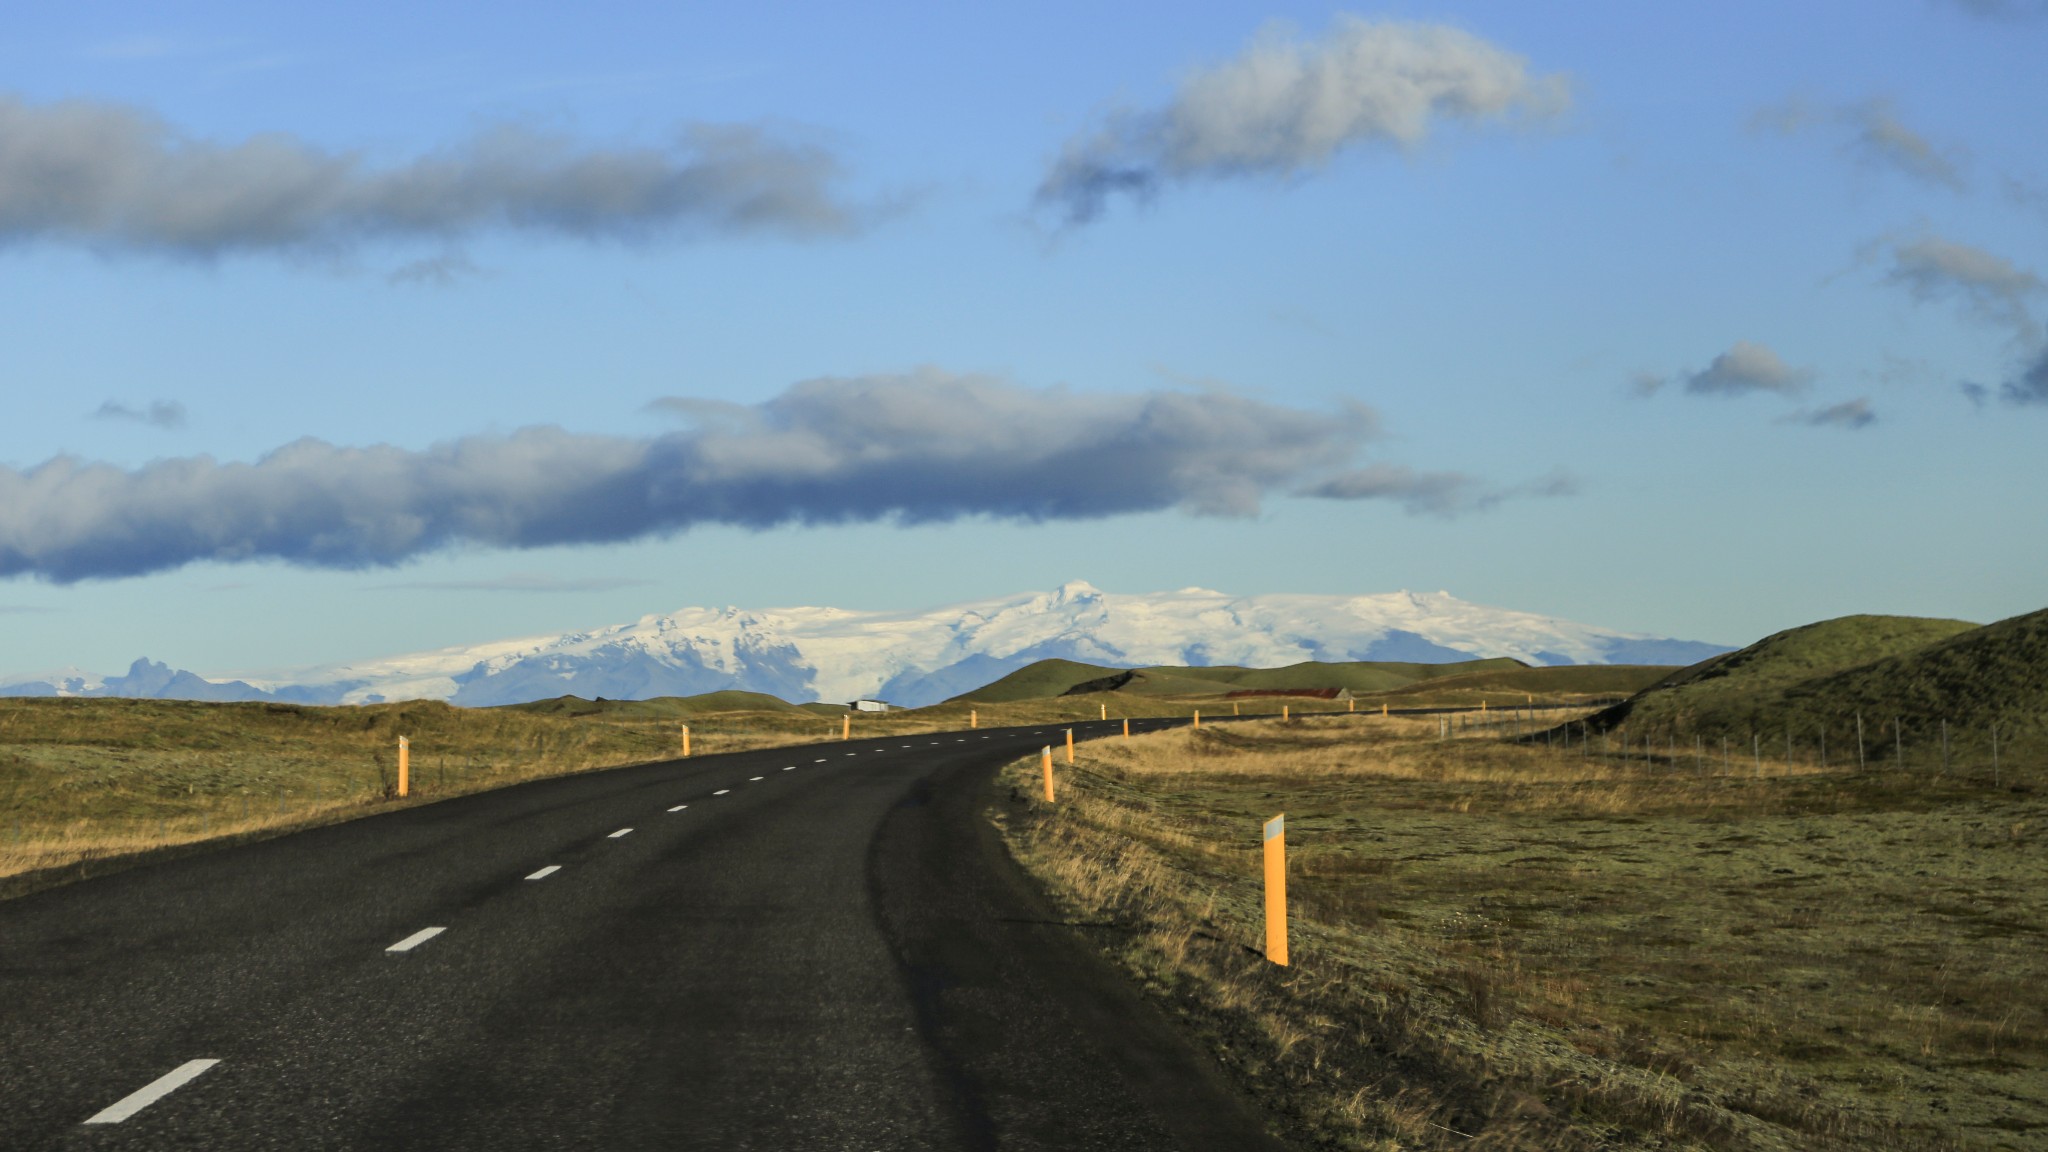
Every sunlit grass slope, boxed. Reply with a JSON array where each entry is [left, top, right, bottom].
[[996, 711, 2047, 1151], [1594, 610, 2048, 759]]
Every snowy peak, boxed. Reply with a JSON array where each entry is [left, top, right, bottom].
[[1, 583, 1731, 708]]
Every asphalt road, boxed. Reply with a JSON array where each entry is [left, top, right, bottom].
[[0, 720, 1291, 1150]]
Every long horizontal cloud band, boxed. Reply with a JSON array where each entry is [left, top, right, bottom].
[[0, 96, 863, 257], [0, 372, 1375, 582]]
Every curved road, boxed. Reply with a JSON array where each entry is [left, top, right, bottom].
[[0, 721, 1289, 1150]]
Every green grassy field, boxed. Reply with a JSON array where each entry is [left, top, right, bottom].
[[995, 713, 2048, 1151]]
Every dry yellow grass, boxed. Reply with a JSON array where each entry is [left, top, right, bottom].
[[994, 712, 2048, 1151], [0, 693, 1149, 897]]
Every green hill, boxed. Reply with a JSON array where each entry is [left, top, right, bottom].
[[956, 656, 1557, 703], [951, 659, 1132, 702], [1586, 610, 2048, 765]]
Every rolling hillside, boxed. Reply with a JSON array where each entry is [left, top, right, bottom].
[[1589, 609, 2048, 760]]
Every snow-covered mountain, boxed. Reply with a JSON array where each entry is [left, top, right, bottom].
[[0, 582, 1730, 708]]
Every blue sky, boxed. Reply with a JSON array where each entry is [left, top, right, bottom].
[[1, 0, 2044, 679]]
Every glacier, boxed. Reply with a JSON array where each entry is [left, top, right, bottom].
[[0, 582, 1730, 708]]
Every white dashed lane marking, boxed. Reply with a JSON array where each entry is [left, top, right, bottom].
[[83, 1059, 221, 1125], [668, 804, 687, 812], [525, 866, 561, 881], [814, 758, 827, 763], [387, 927, 446, 953], [608, 828, 633, 839], [782, 766, 794, 771], [749, 776, 764, 781], [713, 789, 730, 796]]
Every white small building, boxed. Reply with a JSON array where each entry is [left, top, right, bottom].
[[850, 699, 893, 712]]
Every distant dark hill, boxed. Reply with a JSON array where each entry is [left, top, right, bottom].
[[500, 690, 812, 718], [1367, 664, 1675, 704], [1585, 610, 2048, 761], [954, 656, 1560, 703], [949, 659, 1131, 703]]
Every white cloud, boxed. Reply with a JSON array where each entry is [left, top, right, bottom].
[[0, 95, 869, 259], [0, 369, 1376, 582], [1752, 97, 1966, 189], [1036, 15, 1566, 224], [1885, 234, 2043, 340], [1682, 342, 1814, 397]]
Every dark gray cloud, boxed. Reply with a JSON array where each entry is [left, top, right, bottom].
[[1783, 398, 1877, 429], [1996, 346, 2048, 404], [387, 252, 487, 287], [0, 370, 1375, 582], [1302, 464, 1576, 517], [91, 399, 187, 428], [0, 95, 866, 259], [1680, 341, 1814, 397], [1885, 235, 2043, 338], [1752, 98, 1966, 189], [1036, 16, 1566, 225]]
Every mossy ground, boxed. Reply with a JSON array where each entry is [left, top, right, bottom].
[[995, 713, 2048, 1150]]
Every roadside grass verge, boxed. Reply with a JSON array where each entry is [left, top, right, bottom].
[[993, 713, 2047, 1151]]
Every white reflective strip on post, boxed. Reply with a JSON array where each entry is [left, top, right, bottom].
[[1265, 814, 1285, 841]]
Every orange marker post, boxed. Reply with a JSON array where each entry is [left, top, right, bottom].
[[1233, 702, 1240, 716], [1122, 718, 1130, 740], [843, 714, 850, 740], [1041, 746, 1055, 802], [1263, 814, 1288, 966], [1065, 728, 1074, 764], [1193, 709, 1201, 730], [397, 736, 410, 798], [680, 725, 691, 758], [1100, 703, 1107, 720], [1382, 702, 1388, 717], [1283, 704, 1290, 721], [1348, 698, 1354, 713], [971, 709, 978, 729]]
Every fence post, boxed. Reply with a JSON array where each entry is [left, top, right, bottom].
[[1992, 724, 2000, 787], [1857, 712, 1866, 771], [1263, 814, 1288, 967]]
